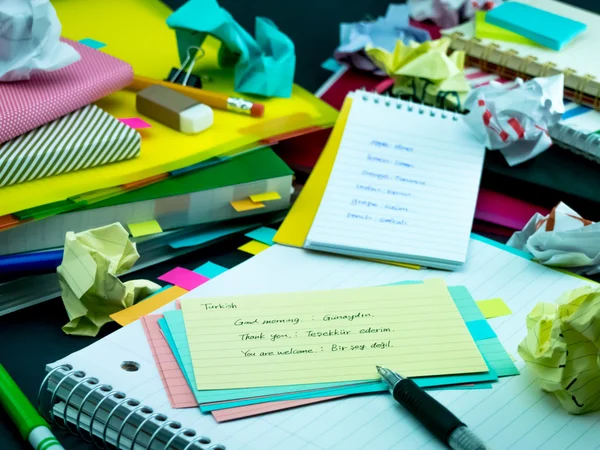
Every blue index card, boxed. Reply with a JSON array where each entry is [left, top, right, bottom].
[[485, 2, 586, 51], [78, 38, 107, 49], [244, 227, 277, 246], [193, 261, 228, 279]]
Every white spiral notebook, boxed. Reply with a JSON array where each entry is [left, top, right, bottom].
[[305, 92, 486, 270], [40, 237, 600, 449]]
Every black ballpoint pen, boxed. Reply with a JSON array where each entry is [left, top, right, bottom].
[[376, 366, 487, 450]]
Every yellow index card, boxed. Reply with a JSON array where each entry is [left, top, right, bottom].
[[128, 220, 163, 237], [249, 192, 281, 202], [230, 199, 265, 212], [110, 286, 188, 326], [238, 240, 270, 255], [476, 298, 512, 319], [181, 279, 487, 389]]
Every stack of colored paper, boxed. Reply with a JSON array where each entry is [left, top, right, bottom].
[[142, 266, 519, 422]]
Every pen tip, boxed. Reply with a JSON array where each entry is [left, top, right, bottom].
[[376, 365, 384, 373]]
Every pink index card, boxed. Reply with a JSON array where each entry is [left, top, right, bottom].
[[118, 117, 152, 129], [211, 396, 342, 422], [475, 188, 550, 230], [158, 267, 209, 291], [141, 315, 198, 409]]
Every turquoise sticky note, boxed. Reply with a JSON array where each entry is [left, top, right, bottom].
[[485, 2, 586, 51], [169, 222, 259, 249], [78, 38, 107, 49], [321, 57, 342, 72], [477, 338, 519, 377], [193, 261, 228, 279], [244, 227, 277, 246], [467, 320, 498, 341]]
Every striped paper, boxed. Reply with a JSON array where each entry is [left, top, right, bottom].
[[0, 105, 140, 187]]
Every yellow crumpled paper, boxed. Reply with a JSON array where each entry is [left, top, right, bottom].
[[57, 223, 160, 337], [365, 37, 470, 109], [518, 285, 600, 414]]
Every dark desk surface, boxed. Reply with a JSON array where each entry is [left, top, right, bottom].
[[1, 0, 598, 448]]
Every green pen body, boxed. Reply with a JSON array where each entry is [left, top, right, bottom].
[[0, 364, 64, 450]]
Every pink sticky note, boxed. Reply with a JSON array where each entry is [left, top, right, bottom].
[[141, 315, 198, 409], [118, 117, 152, 129], [158, 267, 209, 291]]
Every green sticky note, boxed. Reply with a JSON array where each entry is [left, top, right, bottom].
[[477, 298, 512, 319], [127, 220, 163, 237]]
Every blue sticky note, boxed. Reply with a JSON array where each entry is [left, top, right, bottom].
[[193, 261, 228, 279], [321, 57, 342, 73], [467, 320, 498, 341], [485, 2, 586, 51], [78, 38, 107, 49], [244, 227, 277, 246]]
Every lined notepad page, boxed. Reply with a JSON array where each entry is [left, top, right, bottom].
[[51, 239, 600, 450], [306, 92, 485, 269]]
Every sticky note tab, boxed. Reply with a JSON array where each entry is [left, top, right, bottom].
[[128, 220, 163, 237], [321, 57, 343, 72], [118, 117, 152, 129], [78, 38, 106, 49], [158, 267, 209, 291], [110, 286, 188, 326], [249, 192, 281, 202], [238, 240, 270, 255], [466, 320, 497, 341], [476, 298, 512, 319], [244, 227, 277, 246], [230, 199, 265, 212], [193, 262, 228, 279]]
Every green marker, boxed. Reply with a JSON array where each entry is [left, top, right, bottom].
[[0, 364, 64, 450]]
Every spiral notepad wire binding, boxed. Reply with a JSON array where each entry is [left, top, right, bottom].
[[357, 90, 460, 121], [38, 365, 223, 450]]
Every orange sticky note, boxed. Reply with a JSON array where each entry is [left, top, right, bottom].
[[249, 192, 281, 202], [110, 285, 187, 326], [230, 199, 265, 212], [238, 240, 270, 255]]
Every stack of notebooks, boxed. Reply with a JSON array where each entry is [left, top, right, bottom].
[[39, 233, 599, 449], [0, 0, 339, 313]]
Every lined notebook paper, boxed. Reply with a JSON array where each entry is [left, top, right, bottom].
[[305, 92, 485, 270], [50, 238, 600, 449]]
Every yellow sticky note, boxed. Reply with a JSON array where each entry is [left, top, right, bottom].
[[476, 298, 512, 319], [181, 279, 487, 389], [238, 240, 270, 255], [249, 192, 281, 202], [128, 220, 163, 237], [110, 286, 188, 326], [475, 11, 541, 47], [230, 199, 265, 212]]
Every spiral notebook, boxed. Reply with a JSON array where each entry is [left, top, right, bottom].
[[301, 92, 485, 270], [39, 237, 599, 450]]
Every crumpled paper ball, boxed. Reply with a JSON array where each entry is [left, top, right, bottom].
[[366, 37, 470, 109], [463, 75, 565, 166], [0, 0, 80, 82], [518, 285, 600, 414], [408, 0, 503, 29], [507, 202, 600, 275]]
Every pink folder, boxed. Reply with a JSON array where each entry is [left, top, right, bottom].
[[0, 38, 133, 144]]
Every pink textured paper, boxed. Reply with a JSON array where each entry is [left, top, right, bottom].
[[211, 396, 342, 422], [0, 38, 133, 144], [141, 314, 198, 409], [475, 188, 550, 230]]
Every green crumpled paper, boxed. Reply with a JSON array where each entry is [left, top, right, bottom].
[[57, 223, 160, 337], [365, 37, 470, 109], [518, 285, 600, 414]]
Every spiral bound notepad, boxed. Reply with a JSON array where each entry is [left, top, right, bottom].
[[305, 92, 485, 270]]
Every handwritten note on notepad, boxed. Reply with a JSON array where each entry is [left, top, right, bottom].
[[305, 92, 485, 270], [181, 279, 487, 389]]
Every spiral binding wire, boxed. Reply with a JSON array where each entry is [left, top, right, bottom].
[[357, 90, 460, 121], [38, 365, 224, 449]]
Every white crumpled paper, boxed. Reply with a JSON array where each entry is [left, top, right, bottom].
[[408, 0, 503, 29], [463, 75, 565, 166], [507, 202, 600, 275], [0, 0, 80, 82]]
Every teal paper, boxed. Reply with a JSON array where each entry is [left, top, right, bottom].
[[193, 261, 228, 278], [161, 284, 516, 412], [167, 0, 295, 98], [78, 38, 106, 49], [471, 233, 533, 260], [244, 227, 277, 246], [169, 222, 259, 249], [467, 320, 498, 341]]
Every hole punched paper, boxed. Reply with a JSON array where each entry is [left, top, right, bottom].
[[304, 92, 486, 270], [180, 279, 487, 389]]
